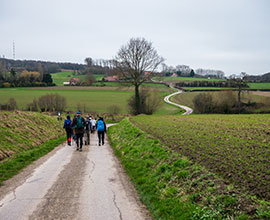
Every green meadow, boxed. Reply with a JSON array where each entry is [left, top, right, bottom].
[[51, 71, 87, 86], [0, 86, 179, 115], [154, 76, 226, 82], [248, 82, 270, 90]]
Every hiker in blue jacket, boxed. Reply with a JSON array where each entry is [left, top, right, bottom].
[[96, 117, 107, 146], [72, 112, 85, 151], [63, 115, 72, 146]]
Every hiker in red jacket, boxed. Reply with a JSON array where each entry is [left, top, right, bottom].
[[72, 112, 85, 151]]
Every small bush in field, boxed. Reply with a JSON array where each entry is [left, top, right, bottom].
[[28, 94, 66, 112], [193, 93, 215, 113], [0, 98, 17, 110], [128, 88, 161, 115]]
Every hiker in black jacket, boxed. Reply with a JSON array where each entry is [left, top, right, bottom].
[[72, 112, 85, 151], [63, 115, 72, 146], [84, 116, 91, 145]]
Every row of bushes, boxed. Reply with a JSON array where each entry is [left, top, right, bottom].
[[1, 94, 66, 112], [193, 91, 270, 113], [0, 98, 17, 110], [0, 82, 55, 88], [176, 80, 249, 88], [28, 94, 66, 112]]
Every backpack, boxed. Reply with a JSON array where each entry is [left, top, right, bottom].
[[85, 120, 90, 130], [66, 120, 72, 129], [76, 117, 84, 129], [97, 120, 104, 131]]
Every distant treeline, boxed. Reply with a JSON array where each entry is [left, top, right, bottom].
[[245, 72, 270, 82], [175, 80, 249, 88], [0, 58, 85, 74], [0, 57, 118, 88]]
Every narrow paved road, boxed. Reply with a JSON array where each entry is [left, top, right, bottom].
[[0, 127, 151, 220], [164, 86, 193, 115]]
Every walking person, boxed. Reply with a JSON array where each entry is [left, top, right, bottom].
[[72, 114, 77, 142], [84, 116, 91, 145], [91, 117, 96, 133], [96, 117, 106, 146], [72, 112, 85, 151], [63, 115, 72, 146]]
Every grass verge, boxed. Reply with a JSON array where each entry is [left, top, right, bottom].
[[0, 135, 65, 185], [108, 118, 270, 219]]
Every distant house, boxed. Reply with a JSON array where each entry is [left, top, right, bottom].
[[63, 82, 70, 86], [70, 78, 80, 86], [103, 75, 119, 82], [171, 73, 178, 77]]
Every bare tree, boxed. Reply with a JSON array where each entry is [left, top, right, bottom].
[[229, 72, 248, 113], [113, 37, 164, 114], [85, 57, 93, 67]]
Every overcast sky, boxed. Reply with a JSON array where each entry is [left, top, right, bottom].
[[1, 0, 269, 75]]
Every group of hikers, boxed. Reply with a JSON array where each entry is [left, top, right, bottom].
[[63, 112, 107, 151]]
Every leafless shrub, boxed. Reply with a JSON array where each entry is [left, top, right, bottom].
[[193, 93, 215, 113], [0, 98, 17, 110], [144, 89, 162, 114], [128, 88, 162, 115], [27, 98, 39, 111], [215, 90, 238, 113], [107, 105, 121, 120], [28, 94, 66, 112]]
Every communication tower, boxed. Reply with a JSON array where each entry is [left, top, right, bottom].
[[13, 41, 15, 59]]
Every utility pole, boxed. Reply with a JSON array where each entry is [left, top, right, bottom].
[[58, 112, 62, 132], [13, 41, 15, 59]]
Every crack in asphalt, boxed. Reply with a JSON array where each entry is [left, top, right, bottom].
[[8, 189, 17, 203], [112, 190, 123, 220], [88, 161, 96, 183], [26, 177, 43, 184]]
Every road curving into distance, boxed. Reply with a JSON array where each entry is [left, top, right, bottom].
[[164, 85, 193, 115]]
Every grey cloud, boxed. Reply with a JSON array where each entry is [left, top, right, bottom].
[[0, 0, 269, 75]]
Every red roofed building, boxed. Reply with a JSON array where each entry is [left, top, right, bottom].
[[103, 75, 119, 82]]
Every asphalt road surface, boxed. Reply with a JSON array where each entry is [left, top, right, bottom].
[[164, 87, 193, 115], [0, 127, 151, 220]]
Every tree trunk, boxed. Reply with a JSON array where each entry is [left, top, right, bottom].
[[135, 85, 140, 115], [238, 86, 241, 113]]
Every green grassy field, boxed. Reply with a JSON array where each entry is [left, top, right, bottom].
[[154, 76, 225, 82], [131, 115, 270, 200], [51, 71, 105, 86], [109, 118, 270, 219], [0, 86, 179, 115], [51, 71, 86, 86], [182, 87, 233, 91], [93, 81, 167, 88], [248, 82, 270, 90], [181, 84, 270, 91]]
